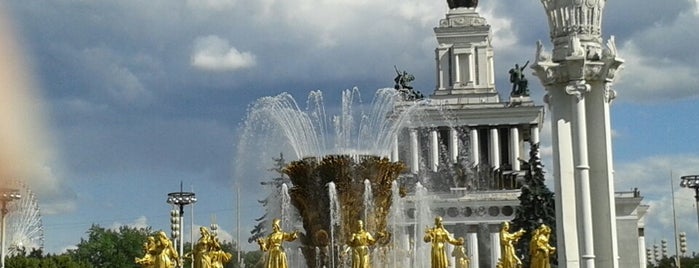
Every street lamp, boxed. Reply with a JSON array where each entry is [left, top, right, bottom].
[[680, 175, 699, 235], [0, 189, 20, 268], [167, 189, 196, 268]]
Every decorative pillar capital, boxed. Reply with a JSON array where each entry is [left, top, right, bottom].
[[565, 80, 590, 101], [604, 83, 617, 103]]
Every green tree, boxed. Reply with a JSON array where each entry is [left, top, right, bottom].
[[243, 250, 264, 268], [68, 224, 152, 268], [511, 142, 556, 267], [5, 247, 91, 268], [249, 153, 289, 243]]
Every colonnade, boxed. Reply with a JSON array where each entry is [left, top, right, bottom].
[[391, 126, 540, 175]]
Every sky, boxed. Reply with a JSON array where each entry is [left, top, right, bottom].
[[1, 0, 699, 256]]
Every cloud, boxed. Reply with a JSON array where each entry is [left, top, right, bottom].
[[191, 35, 256, 71], [612, 9, 699, 103], [109, 216, 150, 230]]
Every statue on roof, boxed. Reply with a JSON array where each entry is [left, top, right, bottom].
[[447, 0, 478, 9], [509, 61, 530, 97], [393, 66, 425, 101]]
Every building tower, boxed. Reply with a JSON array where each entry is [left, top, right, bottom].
[[532, 0, 624, 267], [394, 1, 545, 267]]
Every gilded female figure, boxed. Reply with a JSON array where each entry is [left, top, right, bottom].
[[135, 236, 156, 268], [498, 222, 525, 268], [190, 227, 214, 268], [257, 218, 299, 268], [451, 238, 470, 268], [530, 224, 556, 268], [153, 231, 179, 268], [346, 220, 377, 268], [424, 216, 464, 268]]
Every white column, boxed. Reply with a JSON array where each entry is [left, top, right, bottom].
[[467, 53, 474, 84], [638, 234, 646, 268], [449, 127, 459, 163], [470, 128, 479, 167], [490, 231, 501, 268], [531, 125, 540, 145], [391, 134, 399, 162], [410, 129, 419, 174], [489, 128, 500, 169], [587, 82, 620, 267], [510, 127, 520, 171], [430, 129, 439, 172], [549, 87, 581, 267], [454, 54, 461, 85], [467, 232, 479, 268], [570, 83, 595, 268]]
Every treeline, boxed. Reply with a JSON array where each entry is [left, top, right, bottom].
[[5, 224, 263, 268]]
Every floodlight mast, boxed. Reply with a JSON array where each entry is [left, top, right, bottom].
[[680, 175, 699, 236], [167, 183, 196, 268]]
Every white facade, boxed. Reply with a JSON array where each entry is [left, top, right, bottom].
[[395, 5, 545, 268], [392, 2, 645, 267]]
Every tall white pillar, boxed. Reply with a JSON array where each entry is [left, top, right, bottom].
[[570, 82, 596, 268], [410, 129, 419, 174], [430, 129, 439, 172], [470, 128, 479, 167], [638, 233, 646, 268], [467, 232, 479, 268], [490, 230, 501, 268], [510, 127, 520, 171], [449, 127, 459, 163], [544, 87, 581, 267], [587, 82, 620, 267], [391, 134, 399, 162], [489, 128, 500, 169], [533, 1, 623, 267]]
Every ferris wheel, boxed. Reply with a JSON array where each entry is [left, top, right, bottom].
[[4, 180, 44, 255]]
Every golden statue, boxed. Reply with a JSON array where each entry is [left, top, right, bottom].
[[451, 238, 470, 268], [257, 218, 299, 268], [183, 226, 232, 268], [345, 220, 378, 268], [187, 227, 214, 268], [424, 216, 464, 268], [497, 222, 525, 268], [135, 236, 156, 267], [209, 236, 233, 268], [153, 231, 179, 268], [530, 224, 555, 268]]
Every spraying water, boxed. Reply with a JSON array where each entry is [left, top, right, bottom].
[[328, 182, 341, 268], [363, 179, 374, 226], [281, 183, 292, 231]]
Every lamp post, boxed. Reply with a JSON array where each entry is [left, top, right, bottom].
[[680, 175, 699, 235], [167, 188, 196, 268], [0, 189, 20, 268]]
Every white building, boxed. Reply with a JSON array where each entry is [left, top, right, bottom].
[[391, 3, 647, 268]]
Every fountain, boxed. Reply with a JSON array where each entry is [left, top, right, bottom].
[[237, 88, 433, 268], [285, 155, 404, 267]]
